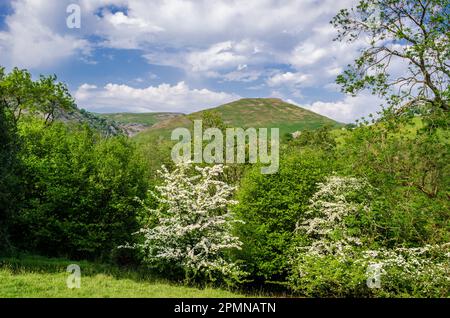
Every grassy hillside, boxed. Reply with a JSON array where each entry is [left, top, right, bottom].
[[193, 98, 338, 130], [96, 112, 183, 137], [97, 112, 182, 127], [0, 255, 242, 298], [134, 98, 342, 143]]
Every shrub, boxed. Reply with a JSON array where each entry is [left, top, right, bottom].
[[361, 245, 450, 297], [233, 150, 333, 284], [289, 176, 450, 297], [10, 118, 148, 260], [335, 119, 450, 245], [124, 163, 245, 285], [0, 104, 21, 253]]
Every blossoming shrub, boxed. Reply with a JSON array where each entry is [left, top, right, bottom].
[[361, 245, 449, 297], [289, 176, 449, 297], [125, 163, 245, 285]]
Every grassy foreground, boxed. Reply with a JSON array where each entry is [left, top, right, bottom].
[[0, 255, 242, 298]]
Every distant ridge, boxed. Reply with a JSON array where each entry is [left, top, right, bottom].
[[134, 98, 342, 142], [96, 112, 183, 136]]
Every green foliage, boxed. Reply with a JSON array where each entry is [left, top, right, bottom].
[[0, 104, 20, 252], [336, 117, 449, 245], [288, 176, 449, 297], [0, 67, 75, 124], [9, 118, 148, 260], [289, 125, 337, 152], [332, 0, 449, 115], [289, 253, 370, 297], [75, 108, 124, 137], [0, 67, 149, 260], [232, 150, 334, 284], [289, 246, 450, 298]]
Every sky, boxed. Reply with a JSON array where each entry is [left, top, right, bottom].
[[0, 0, 388, 123]]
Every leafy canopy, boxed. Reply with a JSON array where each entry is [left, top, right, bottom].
[[332, 0, 449, 116]]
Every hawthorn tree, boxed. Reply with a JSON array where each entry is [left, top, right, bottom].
[[332, 0, 449, 117], [126, 163, 244, 284]]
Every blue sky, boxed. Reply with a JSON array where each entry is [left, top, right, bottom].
[[0, 0, 386, 122]]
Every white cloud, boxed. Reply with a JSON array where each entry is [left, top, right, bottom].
[[302, 94, 384, 123], [96, 10, 164, 49], [267, 72, 312, 87], [0, 0, 91, 69], [1, 0, 359, 77], [221, 68, 263, 82], [74, 81, 240, 113], [97, 0, 359, 82], [289, 43, 328, 68], [186, 40, 257, 73]]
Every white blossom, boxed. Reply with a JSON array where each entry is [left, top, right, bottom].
[[123, 163, 244, 282], [293, 176, 449, 295]]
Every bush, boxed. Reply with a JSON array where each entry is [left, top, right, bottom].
[[232, 150, 333, 284], [10, 118, 148, 260], [125, 163, 245, 286], [335, 118, 449, 245], [362, 245, 450, 297], [0, 104, 21, 253], [288, 176, 450, 297]]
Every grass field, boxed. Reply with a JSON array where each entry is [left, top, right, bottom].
[[0, 255, 243, 298]]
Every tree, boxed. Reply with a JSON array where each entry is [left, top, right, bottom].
[[0, 99, 21, 252], [0, 67, 75, 124], [36, 74, 75, 124], [0, 67, 35, 124], [332, 0, 449, 116], [126, 163, 244, 284], [11, 119, 148, 260]]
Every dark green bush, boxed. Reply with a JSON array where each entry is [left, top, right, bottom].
[[232, 149, 333, 284], [10, 118, 148, 260], [0, 105, 21, 253]]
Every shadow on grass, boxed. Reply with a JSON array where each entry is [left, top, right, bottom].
[[0, 253, 165, 285], [0, 253, 253, 297], [0, 254, 292, 297]]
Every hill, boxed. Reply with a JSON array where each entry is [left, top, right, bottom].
[[134, 98, 342, 143], [96, 112, 183, 126], [55, 107, 123, 136], [96, 112, 183, 136]]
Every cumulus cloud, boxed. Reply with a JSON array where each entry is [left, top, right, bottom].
[[267, 72, 312, 87], [186, 40, 261, 73], [143, 39, 268, 81], [98, 0, 359, 83], [0, 0, 91, 69], [0, 0, 360, 77], [289, 43, 328, 68], [302, 94, 385, 123], [74, 81, 240, 113]]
